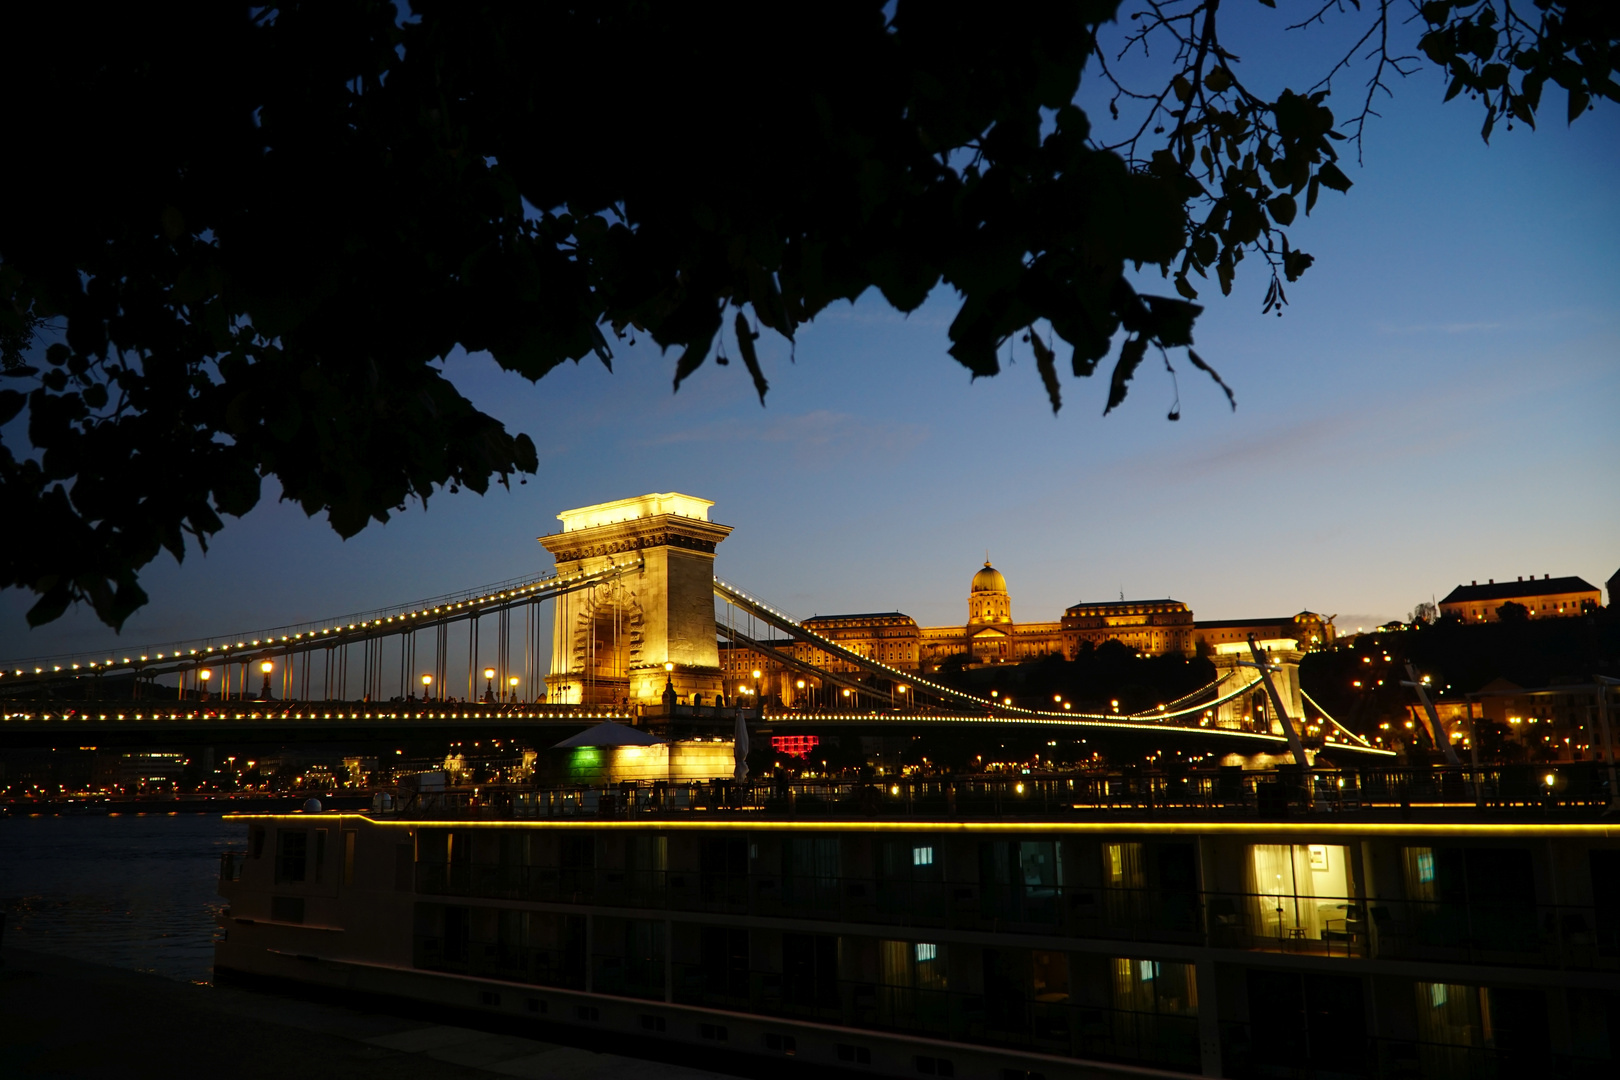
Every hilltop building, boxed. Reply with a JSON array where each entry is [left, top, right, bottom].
[[736, 562, 1197, 683], [722, 563, 1343, 686], [1438, 575, 1601, 623]]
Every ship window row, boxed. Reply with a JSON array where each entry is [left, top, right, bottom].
[[253, 825, 356, 887], [406, 830, 1620, 968], [410, 903, 1595, 1075], [411, 905, 1202, 1072]]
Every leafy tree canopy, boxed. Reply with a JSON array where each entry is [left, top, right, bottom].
[[1, 2, 1614, 629]]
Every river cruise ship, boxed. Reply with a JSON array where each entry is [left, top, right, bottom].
[[217, 769, 1620, 1079]]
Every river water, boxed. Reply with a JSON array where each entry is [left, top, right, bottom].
[[0, 812, 241, 983]]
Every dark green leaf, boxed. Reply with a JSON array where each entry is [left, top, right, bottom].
[[733, 312, 769, 405], [1419, 1, 1452, 24], [513, 433, 538, 472], [1568, 89, 1590, 123], [1104, 336, 1148, 415], [1316, 162, 1353, 192], [1029, 329, 1062, 414], [1186, 349, 1236, 411]]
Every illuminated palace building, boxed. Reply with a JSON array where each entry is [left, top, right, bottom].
[[721, 561, 1335, 696], [723, 562, 1197, 692]]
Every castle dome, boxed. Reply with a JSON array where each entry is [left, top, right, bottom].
[[971, 561, 1007, 594]]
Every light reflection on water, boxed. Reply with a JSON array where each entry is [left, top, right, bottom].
[[0, 812, 240, 983]]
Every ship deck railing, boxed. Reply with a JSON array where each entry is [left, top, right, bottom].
[[376, 763, 1616, 820]]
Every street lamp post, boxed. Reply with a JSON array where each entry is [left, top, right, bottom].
[[752, 669, 762, 713], [259, 660, 274, 701], [483, 667, 496, 703], [508, 676, 520, 703], [421, 673, 434, 703], [198, 668, 212, 702]]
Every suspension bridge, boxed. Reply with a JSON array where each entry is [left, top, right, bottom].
[[0, 492, 1391, 763]]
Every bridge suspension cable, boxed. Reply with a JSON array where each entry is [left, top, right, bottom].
[[1, 560, 642, 689], [716, 576, 1269, 726], [1300, 686, 1377, 749], [715, 579, 1392, 756]]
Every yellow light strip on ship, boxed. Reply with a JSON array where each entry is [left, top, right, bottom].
[[221, 813, 1620, 838]]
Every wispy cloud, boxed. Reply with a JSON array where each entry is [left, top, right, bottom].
[[1109, 412, 1363, 486], [1374, 321, 1505, 335]]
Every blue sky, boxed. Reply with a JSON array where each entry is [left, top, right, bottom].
[[3, 8, 1616, 671]]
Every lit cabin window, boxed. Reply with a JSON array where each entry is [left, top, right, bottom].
[[913, 845, 934, 867]]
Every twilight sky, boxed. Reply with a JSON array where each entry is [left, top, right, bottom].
[[3, 8, 1616, 671]]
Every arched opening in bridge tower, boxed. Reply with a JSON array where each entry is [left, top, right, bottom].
[[570, 582, 642, 707]]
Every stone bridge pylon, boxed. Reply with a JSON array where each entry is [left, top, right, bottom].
[[540, 493, 731, 707]]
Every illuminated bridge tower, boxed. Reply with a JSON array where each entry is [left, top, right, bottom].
[[540, 493, 732, 708], [1211, 639, 1306, 737]]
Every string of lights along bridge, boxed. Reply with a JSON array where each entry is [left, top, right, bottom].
[[0, 493, 1388, 762]]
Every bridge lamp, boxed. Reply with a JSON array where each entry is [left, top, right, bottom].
[[198, 668, 211, 700], [508, 676, 520, 702], [483, 668, 496, 700], [258, 660, 274, 701]]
